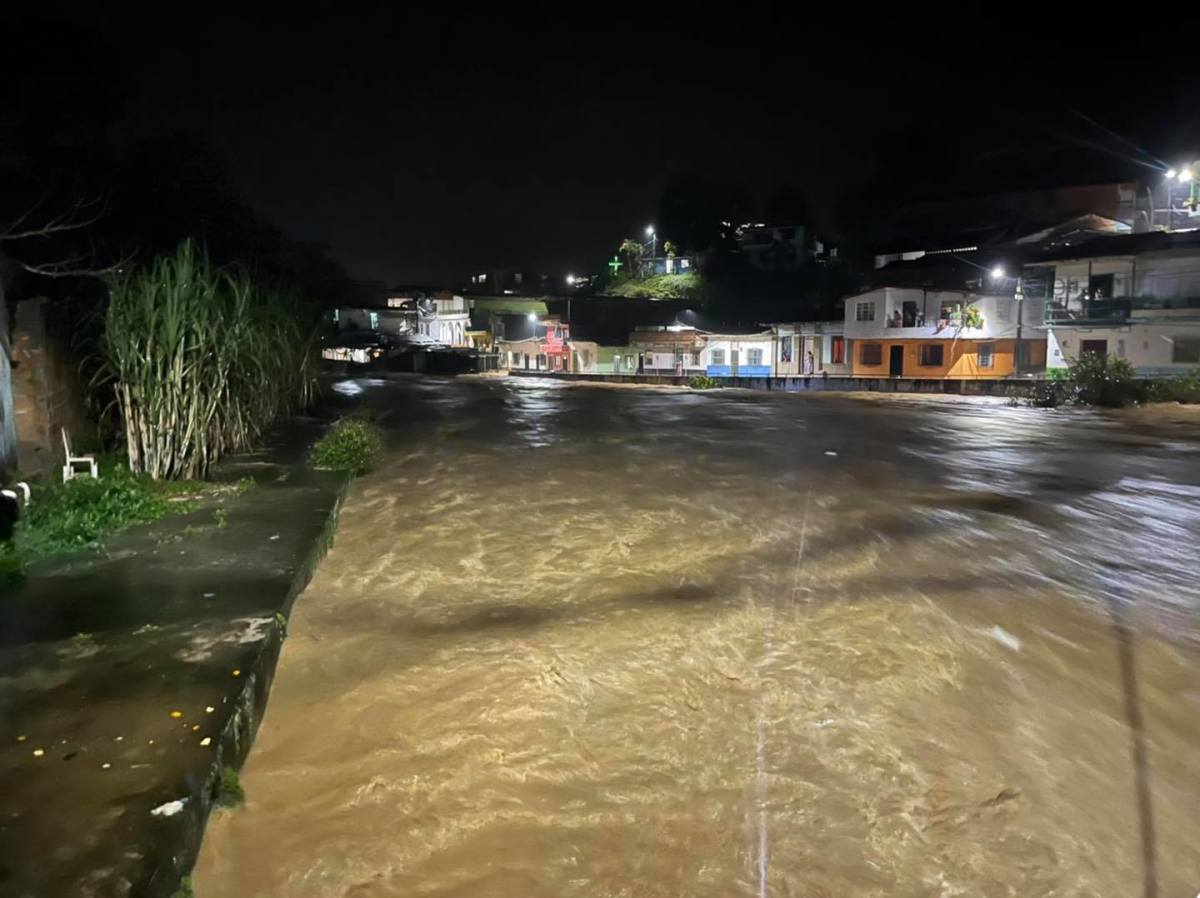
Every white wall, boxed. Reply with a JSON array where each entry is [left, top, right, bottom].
[[844, 287, 1037, 341], [1047, 318, 1200, 374], [702, 335, 775, 374]]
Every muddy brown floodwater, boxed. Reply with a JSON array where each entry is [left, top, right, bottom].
[[194, 377, 1200, 898]]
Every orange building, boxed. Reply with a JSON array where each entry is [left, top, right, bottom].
[[844, 287, 1046, 379]]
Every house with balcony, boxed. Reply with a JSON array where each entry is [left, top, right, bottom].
[[499, 317, 597, 373], [842, 286, 1046, 379], [1023, 231, 1200, 374]]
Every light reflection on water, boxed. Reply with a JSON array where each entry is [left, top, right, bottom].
[[195, 377, 1200, 897]]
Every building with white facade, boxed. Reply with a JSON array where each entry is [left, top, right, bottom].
[[1023, 231, 1200, 374]]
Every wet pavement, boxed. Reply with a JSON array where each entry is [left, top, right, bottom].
[[0, 422, 346, 898], [193, 376, 1200, 897]]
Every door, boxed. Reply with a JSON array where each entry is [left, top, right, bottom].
[[730, 349, 740, 376], [888, 345, 904, 376], [1080, 339, 1108, 357]]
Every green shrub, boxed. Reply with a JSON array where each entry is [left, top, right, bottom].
[[1, 466, 196, 572], [1067, 353, 1138, 407], [688, 374, 718, 390], [308, 418, 384, 475], [1143, 369, 1200, 404], [215, 766, 244, 807], [170, 876, 194, 898], [1028, 380, 1068, 408]]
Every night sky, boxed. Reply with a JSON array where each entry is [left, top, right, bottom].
[[14, 8, 1200, 285]]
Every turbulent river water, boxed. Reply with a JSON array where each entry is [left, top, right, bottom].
[[194, 376, 1200, 898]]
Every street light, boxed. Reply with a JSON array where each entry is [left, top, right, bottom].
[[1180, 168, 1194, 183], [990, 265, 1005, 280], [566, 274, 576, 286], [644, 224, 657, 275]]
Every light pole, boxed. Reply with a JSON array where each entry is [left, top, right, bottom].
[[992, 266, 1025, 377], [645, 224, 656, 278]]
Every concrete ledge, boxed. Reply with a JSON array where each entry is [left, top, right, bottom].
[[0, 419, 350, 898], [506, 369, 1037, 396]]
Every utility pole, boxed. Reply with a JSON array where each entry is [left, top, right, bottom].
[[1013, 277, 1025, 377]]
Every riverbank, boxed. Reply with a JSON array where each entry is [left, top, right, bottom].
[[0, 417, 349, 898]]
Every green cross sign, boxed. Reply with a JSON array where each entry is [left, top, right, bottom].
[[607, 255, 622, 276]]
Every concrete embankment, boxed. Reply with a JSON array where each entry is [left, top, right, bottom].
[[0, 418, 349, 898], [508, 368, 1037, 396]]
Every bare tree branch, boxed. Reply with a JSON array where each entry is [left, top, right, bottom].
[[0, 195, 107, 242]]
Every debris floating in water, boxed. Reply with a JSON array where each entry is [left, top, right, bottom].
[[231, 669, 241, 677], [986, 626, 1022, 652], [150, 799, 187, 818], [169, 710, 183, 719], [205, 706, 215, 714], [824, 450, 838, 457], [192, 725, 201, 732], [200, 737, 212, 747], [203, 592, 216, 599], [32, 748, 45, 758], [16, 735, 27, 742], [101, 763, 111, 770]]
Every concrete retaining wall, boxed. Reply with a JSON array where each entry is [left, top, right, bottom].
[[508, 369, 1037, 396]]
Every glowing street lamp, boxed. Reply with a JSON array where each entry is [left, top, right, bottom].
[[644, 224, 657, 276], [1166, 168, 1177, 180], [566, 274, 576, 286], [990, 265, 1005, 280]]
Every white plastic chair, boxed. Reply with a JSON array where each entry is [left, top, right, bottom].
[[61, 428, 98, 484]]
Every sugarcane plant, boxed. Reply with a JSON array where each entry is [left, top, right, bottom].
[[97, 241, 319, 480]]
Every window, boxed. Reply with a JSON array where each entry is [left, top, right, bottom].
[[977, 342, 994, 369], [855, 301, 876, 322], [691, 351, 701, 366], [831, 337, 845, 364], [369, 311, 380, 330], [747, 348, 764, 366], [1080, 340, 1108, 357], [919, 344, 944, 366], [710, 348, 726, 365], [860, 342, 882, 366], [1173, 337, 1200, 364], [332, 308, 340, 322], [780, 336, 793, 363], [1117, 339, 1126, 359]]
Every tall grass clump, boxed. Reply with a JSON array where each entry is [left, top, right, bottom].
[[99, 241, 320, 479]]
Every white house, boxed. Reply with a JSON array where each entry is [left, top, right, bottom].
[[701, 331, 775, 377], [1024, 231, 1200, 375]]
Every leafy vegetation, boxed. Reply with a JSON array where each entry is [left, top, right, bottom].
[[962, 305, 984, 330], [1143, 369, 1200, 404], [98, 240, 320, 481], [215, 766, 245, 807], [1067, 353, 1137, 407], [170, 876, 195, 898], [308, 417, 384, 475], [1029, 358, 1200, 408], [688, 374, 719, 389], [604, 272, 701, 299], [0, 462, 251, 578]]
